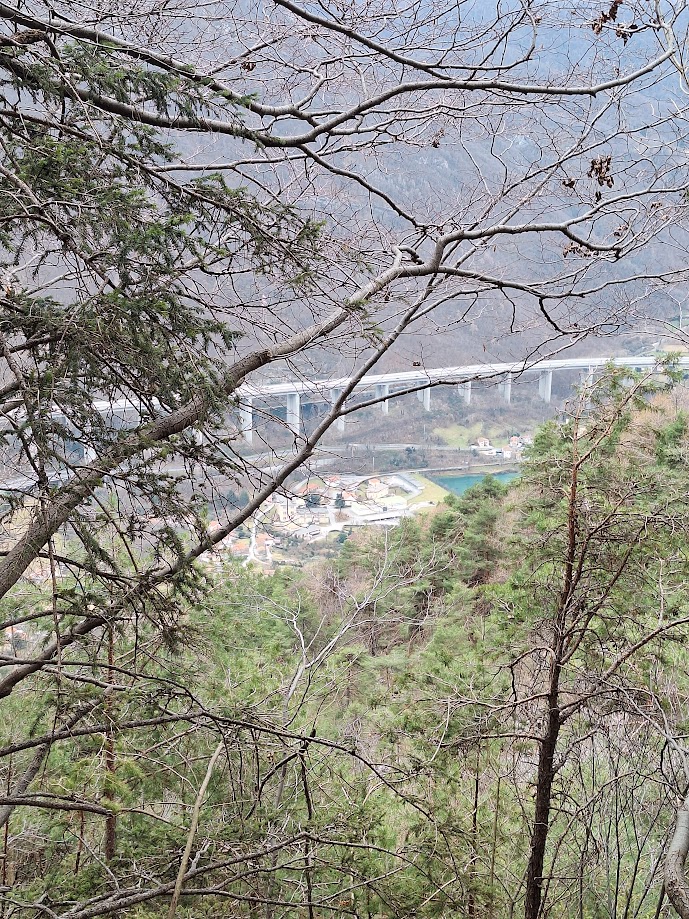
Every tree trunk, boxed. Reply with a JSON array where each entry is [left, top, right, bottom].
[[524, 673, 561, 919], [104, 627, 116, 862], [665, 789, 689, 918]]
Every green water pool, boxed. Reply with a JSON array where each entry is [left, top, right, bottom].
[[433, 470, 519, 496]]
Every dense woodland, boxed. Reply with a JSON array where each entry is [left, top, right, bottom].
[[5, 369, 689, 918]]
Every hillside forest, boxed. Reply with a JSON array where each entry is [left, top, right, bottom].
[[4, 369, 689, 919]]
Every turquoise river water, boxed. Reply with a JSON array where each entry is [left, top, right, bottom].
[[433, 470, 519, 496]]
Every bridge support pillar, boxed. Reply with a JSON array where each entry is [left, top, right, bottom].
[[580, 366, 596, 408], [417, 387, 431, 411], [77, 421, 97, 463], [375, 383, 390, 414], [539, 370, 553, 404], [458, 381, 471, 405], [239, 398, 253, 445], [500, 374, 512, 404], [329, 388, 345, 431], [286, 392, 301, 434]]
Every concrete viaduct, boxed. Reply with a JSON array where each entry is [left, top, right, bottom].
[[235, 354, 689, 444]]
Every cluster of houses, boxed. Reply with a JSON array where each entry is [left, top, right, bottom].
[[203, 473, 427, 570], [258, 474, 419, 530], [202, 430, 531, 571], [470, 433, 532, 459]]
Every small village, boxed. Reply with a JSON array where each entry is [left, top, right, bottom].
[[205, 433, 531, 570]]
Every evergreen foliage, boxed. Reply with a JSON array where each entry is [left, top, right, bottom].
[[6, 371, 689, 917]]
